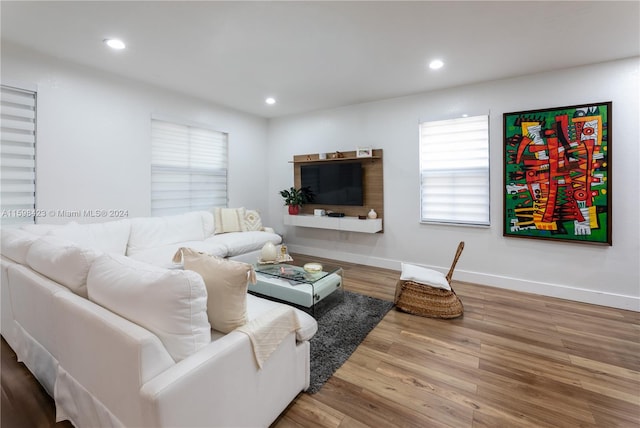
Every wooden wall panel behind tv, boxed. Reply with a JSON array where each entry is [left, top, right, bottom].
[[292, 149, 383, 232]]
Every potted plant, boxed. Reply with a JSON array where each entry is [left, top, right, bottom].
[[279, 186, 314, 215]]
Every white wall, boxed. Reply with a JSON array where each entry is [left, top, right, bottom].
[[1, 43, 270, 224], [268, 58, 640, 311], [3, 42, 637, 310]]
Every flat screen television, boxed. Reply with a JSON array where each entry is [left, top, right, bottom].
[[300, 161, 363, 206]]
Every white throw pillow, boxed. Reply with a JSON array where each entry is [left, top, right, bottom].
[[214, 207, 247, 234], [25, 236, 101, 297], [87, 254, 211, 362], [400, 262, 451, 291], [244, 209, 264, 231]]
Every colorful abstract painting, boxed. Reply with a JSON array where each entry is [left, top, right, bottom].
[[503, 102, 612, 245]]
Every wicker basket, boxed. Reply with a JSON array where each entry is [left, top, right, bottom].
[[394, 280, 463, 318], [394, 241, 465, 319]]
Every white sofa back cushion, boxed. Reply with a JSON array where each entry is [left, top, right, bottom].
[[48, 219, 131, 255], [127, 211, 214, 255], [87, 254, 211, 362], [25, 236, 101, 297], [1, 227, 39, 264], [20, 223, 62, 236]]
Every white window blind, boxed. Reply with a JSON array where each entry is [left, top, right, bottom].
[[419, 115, 490, 226], [1, 85, 37, 225], [151, 119, 228, 216]]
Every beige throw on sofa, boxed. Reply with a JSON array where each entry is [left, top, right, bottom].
[[236, 305, 301, 368]]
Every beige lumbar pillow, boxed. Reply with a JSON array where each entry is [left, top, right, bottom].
[[214, 207, 247, 234], [178, 247, 256, 333]]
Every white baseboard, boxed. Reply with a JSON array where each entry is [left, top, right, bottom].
[[288, 244, 640, 312]]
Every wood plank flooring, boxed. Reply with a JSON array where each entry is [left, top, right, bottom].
[[274, 254, 640, 428], [1, 254, 638, 427]]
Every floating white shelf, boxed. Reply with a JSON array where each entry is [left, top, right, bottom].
[[283, 214, 382, 233]]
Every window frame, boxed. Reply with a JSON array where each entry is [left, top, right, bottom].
[[419, 114, 491, 227], [150, 117, 229, 217], [1, 84, 37, 225]]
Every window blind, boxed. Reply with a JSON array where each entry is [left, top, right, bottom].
[[419, 115, 490, 226], [151, 119, 228, 216], [1, 85, 37, 225]]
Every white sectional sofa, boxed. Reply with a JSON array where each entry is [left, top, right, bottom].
[[0, 210, 318, 428]]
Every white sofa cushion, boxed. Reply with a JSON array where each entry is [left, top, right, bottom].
[[179, 248, 255, 334], [87, 254, 211, 362], [207, 231, 282, 257], [20, 223, 62, 235], [127, 211, 213, 255], [400, 262, 451, 291], [1, 227, 39, 264], [129, 240, 228, 269], [48, 220, 131, 255], [25, 236, 101, 297]]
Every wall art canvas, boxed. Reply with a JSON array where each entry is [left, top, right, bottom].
[[503, 102, 612, 245]]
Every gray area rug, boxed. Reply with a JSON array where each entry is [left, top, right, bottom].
[[308, 290, 394, 394]]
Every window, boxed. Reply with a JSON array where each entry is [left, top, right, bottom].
[[1, 85, 37, 225], [151, 119, 228, 216], [419, 114, 490, 226]]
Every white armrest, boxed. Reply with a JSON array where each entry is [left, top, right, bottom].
[[54, 292, 175, 427], [140, 331, 308, 427]]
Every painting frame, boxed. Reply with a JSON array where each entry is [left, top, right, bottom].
[[503, 101, 612, 246]]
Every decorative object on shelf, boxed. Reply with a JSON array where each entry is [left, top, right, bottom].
[[279, 186, 315, 215], [356, 146, 373, 158], [329, 151, 344, 159], [313, 209, 326, 216], [367, 208, 377, 219], [503, 102, 612, 245], [303, 262, 323, 273], [319, 152, 327, 160], [260, 241, 277, 262]]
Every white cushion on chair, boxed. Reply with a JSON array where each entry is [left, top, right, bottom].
[[400, 263, 451, 291]]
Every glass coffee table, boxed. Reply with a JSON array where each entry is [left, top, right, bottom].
[[249, 261, 343, 317]]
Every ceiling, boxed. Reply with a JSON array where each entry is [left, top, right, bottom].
[[2, 1, 639, 118]]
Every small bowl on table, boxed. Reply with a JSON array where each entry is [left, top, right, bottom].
[[303, 262, 323, 273]]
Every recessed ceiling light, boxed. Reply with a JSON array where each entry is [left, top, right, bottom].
[[429, 59, 444, 70], [104, 38, 126, 50], [265, 97, 276, 105]]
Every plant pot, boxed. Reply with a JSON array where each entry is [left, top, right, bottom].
[[288, 205, 300, 215]]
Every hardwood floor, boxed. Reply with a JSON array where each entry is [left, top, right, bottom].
[[275, 254, 640, 428], [2, 254, 639, 427]]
